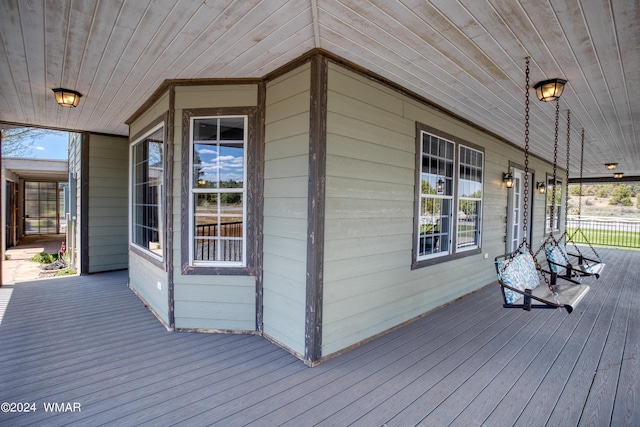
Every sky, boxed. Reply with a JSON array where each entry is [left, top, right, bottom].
[[31, 130, 69, 160]]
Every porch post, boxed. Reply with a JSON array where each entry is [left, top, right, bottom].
[[305, 54, 328, 364]]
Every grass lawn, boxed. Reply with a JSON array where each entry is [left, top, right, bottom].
[[567, 227, 640, 248]]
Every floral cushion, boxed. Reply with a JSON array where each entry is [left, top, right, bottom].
[[497, 252, 540, 304], [545, 244, 568, 275]]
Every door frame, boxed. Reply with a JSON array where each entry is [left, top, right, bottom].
[[506, 164, 534, 254]]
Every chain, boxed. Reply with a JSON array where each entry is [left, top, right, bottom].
[[550, 99, 560, 233], [501, 57, 555, 296], [579, 128, 584, 217], [501, 57, 530, 273], [523, 57, 530, 236], [564, 109, 571, 236]]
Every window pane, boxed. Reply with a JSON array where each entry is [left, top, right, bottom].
[[220, 217, 243, 238], [195, 221, 216, 242], [458, 200, 480, 249], [457, 146, 483, 250], [194, 193, 218, 215], [219, 143, 244, 186], [194, 118, 218, 141], [417, 132, 454, 259], [131, 126, 164, 257], [220, 117, 244, 140], [220, 193, 243, 216], [194, 238, 216, 261], [193, 143, 219, 188], [190, 116, 246, 265], [220, 239, 243, 262]]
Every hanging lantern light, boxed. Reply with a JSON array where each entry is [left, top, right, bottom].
[[503, 172, 514, 189], [52, 88, 82, 107], [436, 177, 444, 194], [533, 78, 567, 102]]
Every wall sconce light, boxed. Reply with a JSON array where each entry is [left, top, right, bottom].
[[613, 173, 624, 179], [533, 78, 567, 102], [436, 177, 444, 194], [605, 163, 618, 170], [503, 172, 514, 188], [536, 182, 546, 194], [52, 88, 82, 107]]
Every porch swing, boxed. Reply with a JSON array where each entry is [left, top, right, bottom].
[[494, 57, 590, 313], [543, 113, 605, 280]]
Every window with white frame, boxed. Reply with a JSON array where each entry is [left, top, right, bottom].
[[417, 132, 454, 260], [457, 146, 483, 250], [414, 126, 484, 267], [131, 124, 164, 259], [189, 116, 247, 266]]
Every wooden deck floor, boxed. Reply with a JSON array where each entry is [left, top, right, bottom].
[[0, 247, 638, 426]]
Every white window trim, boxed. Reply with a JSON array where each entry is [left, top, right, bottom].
[[188, 115, 248, 267], [456, 145, 484, 253], [129, 121, 165, 262], [416, 132, 455, 262], [413, 126, 485, 269]]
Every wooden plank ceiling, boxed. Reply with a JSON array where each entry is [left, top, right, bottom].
[[0, 0, 637, 179]]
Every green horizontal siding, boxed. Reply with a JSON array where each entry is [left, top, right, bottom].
[[87, 134, 128, 273], [321, 62, 557, 357], [262, 63, 311, 356]]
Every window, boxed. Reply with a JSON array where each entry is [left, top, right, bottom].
[[131, 124, 164, 259], [417, 133, 454, 259], [457, 146, 483, 250], [546, 176, 562, 233], [414, 126, 484, 267], [189, 116, 247, 266], [24, 181, 62, 235]]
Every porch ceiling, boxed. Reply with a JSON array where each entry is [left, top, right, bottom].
[[0, 0, 637, 180]]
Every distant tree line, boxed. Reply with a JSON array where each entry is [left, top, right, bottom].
[[569, 183, 639, 208]]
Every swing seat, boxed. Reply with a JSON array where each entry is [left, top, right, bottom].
[[496, 251, 590, 313], [545, 244, 605, 279]]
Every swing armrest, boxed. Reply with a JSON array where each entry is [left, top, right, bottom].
[[565, 251, 600, 265], [540, 267, 581, 285], [564, 252, 605, 278], [497, 276, 589, 313], [545, 258, 580, 281], [497, 281, 557, 310]]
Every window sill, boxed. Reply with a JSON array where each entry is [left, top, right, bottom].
[[412, 247, 481, 270], [181, 264, 254, 276]]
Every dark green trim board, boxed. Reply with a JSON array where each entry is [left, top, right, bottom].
[[255, 81, 267, 333], [305, 54, 328, 364], [166, 87, 176, 330]]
